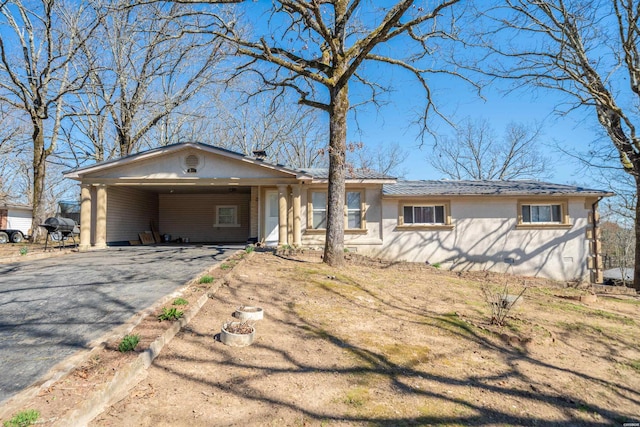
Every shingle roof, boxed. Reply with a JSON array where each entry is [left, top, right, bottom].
[[383, 180, 613, 197], [300, 168, 395, 180]]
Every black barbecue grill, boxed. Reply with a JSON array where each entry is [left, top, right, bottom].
[[40, 217, 79, 250]]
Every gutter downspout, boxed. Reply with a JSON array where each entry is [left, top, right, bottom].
[[592, 196, 604, 283]]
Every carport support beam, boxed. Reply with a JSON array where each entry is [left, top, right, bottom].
[[292, 184, 301, 247], [277, 185, 288, 246], [80, 184, 92, 250], [95, 184, 107, 249]]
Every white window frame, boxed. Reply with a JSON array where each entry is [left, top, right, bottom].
[[521, 204, 561, 224], [346, 190, 363, 230], [310, 191, 327, 230], [516, 199, 571, 229], [397, 200, 453, 230], [403, 204, 446, 225], [307, 189, 366, 232], [215, 205, 239, 227]]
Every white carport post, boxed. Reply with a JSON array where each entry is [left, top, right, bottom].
[[95, 184, 107, 249], [80, 184, 92, 250], [292, 184, 301, 247], [277, 184, 288, 246]]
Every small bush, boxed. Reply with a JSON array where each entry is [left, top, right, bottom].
[[431, 262, 441, 269], [173, 298, 189, 306], [220, 263, 232, 270], [118, 334, 140, 352], [481, 284, 527, 326], [199, 275, 214, 284], [158, 307, 183, 321], [19, 246, 28, 256], [245, 245, 255, 253], [3, 409, 39, 427]]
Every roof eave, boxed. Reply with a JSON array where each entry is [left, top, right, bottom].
[[63, 142, 309, 180], [382, 191, 615, 198], [311, 178, 397, 184], [0, 204, 33, 210]]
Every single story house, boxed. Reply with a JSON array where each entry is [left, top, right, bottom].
[[64, 142, 612, 283]]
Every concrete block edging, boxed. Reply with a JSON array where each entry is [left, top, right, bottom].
[[55, 258, 236, 426]]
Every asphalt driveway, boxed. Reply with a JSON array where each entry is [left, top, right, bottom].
[[0, 244, 239, 404]]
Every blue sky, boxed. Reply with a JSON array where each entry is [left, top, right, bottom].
[[344, 68, 603, 186], [235, 1, 614, 189]]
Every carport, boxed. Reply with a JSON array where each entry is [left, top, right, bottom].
[[102, 185, 253, 245], [64, 143, 311, 249]]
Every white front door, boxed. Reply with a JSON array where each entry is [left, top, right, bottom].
[[265, 191, 279, 246]]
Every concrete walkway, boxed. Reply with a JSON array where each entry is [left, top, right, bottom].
[[0, 245, 239, 404]]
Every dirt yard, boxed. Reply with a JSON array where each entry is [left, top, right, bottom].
[[2, 249, 640, 426], [0, 242, 76, 263]]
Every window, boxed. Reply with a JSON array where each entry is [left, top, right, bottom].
[[397, 200, 452, 229], [311, 192, 327, 229], [346, 191, 362, 229], [403, 205, 445, 225], [521, 204, 561, 223], [517, 200, 570, 228], [215, 205, 238, 227], [308, 189, 365, 231]]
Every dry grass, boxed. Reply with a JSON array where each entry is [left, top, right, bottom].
[[88, 251, 640, 426]]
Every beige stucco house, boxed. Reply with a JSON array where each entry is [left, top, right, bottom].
[[64, 142, 612, 283]]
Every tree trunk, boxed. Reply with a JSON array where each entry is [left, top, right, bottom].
[[118, 129, 132, 157], [323, 84, 349, 267], [634, 175, 640, 291], [31, 117, 47, 242]]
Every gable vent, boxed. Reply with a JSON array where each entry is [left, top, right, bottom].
[[185, 154, 200, 168]]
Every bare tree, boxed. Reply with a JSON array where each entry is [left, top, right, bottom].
[[272, 109, 328, 169], [198, 0, 471, 266], [207, 92, 328, 168], [593, 167, 635, 222], [350, 142, 408, 178], [484, 0, 640, 289], [430, 118, 551, 180], [63, 0, 226, 164], [0, 0, 98, 240], [600, 218, 635, 287], [0, 106, 30, 205]]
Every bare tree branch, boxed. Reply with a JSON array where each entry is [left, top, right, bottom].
[[180, 0, 472, 266], [0, 0, 100, 240], [430, 118, 552, 180], [484, 0, 640, 287]]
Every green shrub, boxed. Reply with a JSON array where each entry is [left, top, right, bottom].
[[431, 262, 441, 269], [158, 307, 183, 321], [173, 298, 189, 306], [3, 409, 39, 427], [199, 275, 214, 284], [19, 246, 28, 256], [220, 263, 232, 270], [245, 245, 255, 253], [118, 334, 140, 352]]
